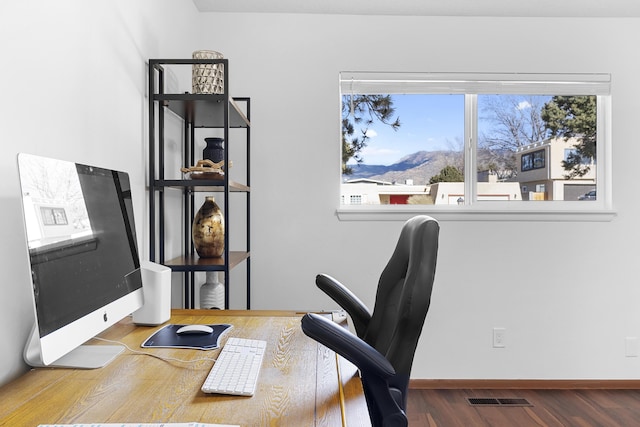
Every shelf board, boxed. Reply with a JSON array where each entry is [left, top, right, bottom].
[[164, 251, 250, 271], [154, 94, 250, 128], [154, 179, 250, 192]]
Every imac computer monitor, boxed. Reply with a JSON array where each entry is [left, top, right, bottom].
[[18, 153, 144, 368]]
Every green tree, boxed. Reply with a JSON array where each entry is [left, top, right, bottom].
[[429, 165, 464, 184], [541, 95, 596, 178], [342, 95, 400, 174]]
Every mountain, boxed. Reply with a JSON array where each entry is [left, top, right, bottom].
[[345, 150, 464, 185]]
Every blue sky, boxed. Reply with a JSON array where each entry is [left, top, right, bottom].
[[349, 94, 553, 166], [352, 94, 465, 166]]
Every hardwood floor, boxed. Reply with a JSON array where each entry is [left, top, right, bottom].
[[407, 388, 640, 426]]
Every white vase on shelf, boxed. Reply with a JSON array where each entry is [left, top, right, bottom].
[[200, 271, 225, 309], [192, 49, 224, 94]]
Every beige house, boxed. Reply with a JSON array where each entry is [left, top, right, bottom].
[[514, 137, 596, 201]]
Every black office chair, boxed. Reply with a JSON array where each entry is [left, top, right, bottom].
[[301, 215, 439, 427]]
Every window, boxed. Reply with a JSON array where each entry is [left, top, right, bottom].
[[521, 150, 545, 172], [338, 72, 613, 221], [41, 207, 68, 225], [564, 148, 593, 165]]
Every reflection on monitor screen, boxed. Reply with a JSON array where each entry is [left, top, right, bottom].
[[18, 153, 144, 368]]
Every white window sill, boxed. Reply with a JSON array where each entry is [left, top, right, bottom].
[[336, 205, 617, 222]]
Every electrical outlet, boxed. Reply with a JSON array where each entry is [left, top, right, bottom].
[[493, 328, 506, 348], [625, 337, 638, 357]]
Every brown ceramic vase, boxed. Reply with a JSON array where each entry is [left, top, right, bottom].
[[192, 196, 225, 257]]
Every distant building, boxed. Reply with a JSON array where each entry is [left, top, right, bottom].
[[341, 179, 430, 205], [341, 176, 521, 205], [514, 137, 596, 201], [429, 181, 522, 204]]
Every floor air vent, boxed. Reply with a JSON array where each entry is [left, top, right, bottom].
[[467, 397, 532, 407]]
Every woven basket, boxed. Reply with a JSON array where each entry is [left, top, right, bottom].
[[192, 50, 224, 94]]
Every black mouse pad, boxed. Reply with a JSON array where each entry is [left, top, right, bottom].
[[141, 324, 233, 350]]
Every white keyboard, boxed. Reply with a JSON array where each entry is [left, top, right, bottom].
[[201, 337, 267, 396]]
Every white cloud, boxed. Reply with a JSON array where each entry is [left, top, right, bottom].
[[517, 101, 532, 110], [364, 129, 378, 138]]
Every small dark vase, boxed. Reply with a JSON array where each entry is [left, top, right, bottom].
[[203, 137, 224, 163], [192, 196, 225, 258]]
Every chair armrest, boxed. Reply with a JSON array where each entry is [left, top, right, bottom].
[[302, 313, 408, 427], [301, 312, 395, 378], [316, 274, 372, 337]]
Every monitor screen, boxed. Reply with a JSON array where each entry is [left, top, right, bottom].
[[18, 153, 144, 368]]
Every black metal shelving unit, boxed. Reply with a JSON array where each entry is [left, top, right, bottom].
[[148, 58, 251, 309]]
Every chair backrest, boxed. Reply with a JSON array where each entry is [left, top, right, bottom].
[[363, 215, 439, 379]]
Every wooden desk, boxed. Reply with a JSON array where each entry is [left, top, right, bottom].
[[0, 310, 370, 427]]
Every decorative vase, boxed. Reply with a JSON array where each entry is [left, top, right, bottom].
[[200, 271, 225, 309], [203, 137, 224, 163], [192, 196, 225, 258], [192, 50, 224, 94]]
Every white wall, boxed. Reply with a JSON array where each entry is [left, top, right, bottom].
[[1, 3, 639, 387], [196, 13, 640, 379], [0, 0, 200, 386]]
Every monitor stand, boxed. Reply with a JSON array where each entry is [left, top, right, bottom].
[[49, 344, 124, 369], [24, 325, 124, 369]]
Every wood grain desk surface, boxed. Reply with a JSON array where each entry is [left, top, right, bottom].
[[0, 310, 370, 427]]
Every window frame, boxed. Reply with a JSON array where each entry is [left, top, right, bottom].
[[337, 72, 615, 222]]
